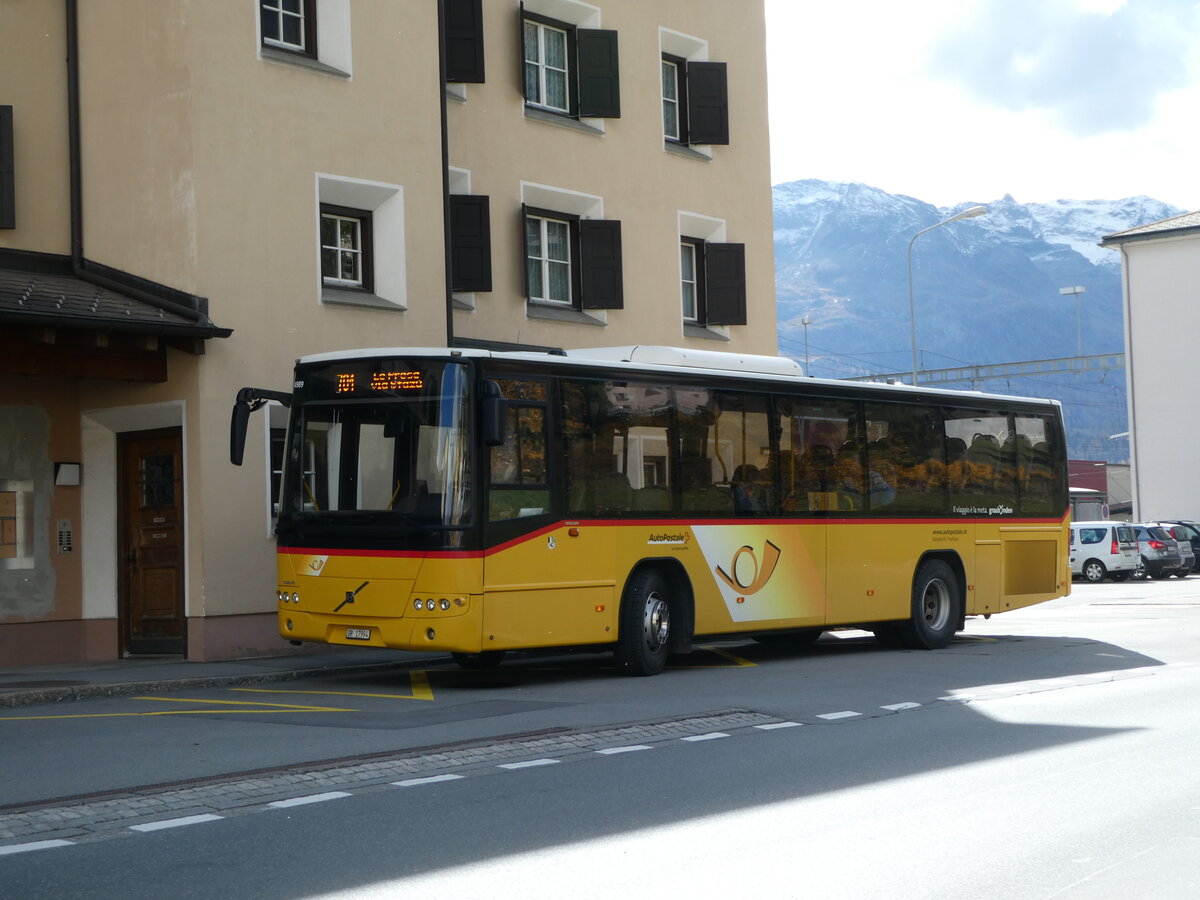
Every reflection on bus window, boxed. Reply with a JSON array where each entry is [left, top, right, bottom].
[[489, 379, 550, 521]]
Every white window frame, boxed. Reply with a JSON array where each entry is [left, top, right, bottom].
[[662, 58, 682, 141], [524, 20, 571, 113], [261, 0, 310, 53], [526, 213, 573, 306], [320, 210, 366, 288], [680, 239, 699, 322]]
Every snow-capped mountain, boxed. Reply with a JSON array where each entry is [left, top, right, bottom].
[[773, 179, 1186, 460]]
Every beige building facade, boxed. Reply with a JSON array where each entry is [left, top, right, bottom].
[[0, 0, 776, 665]]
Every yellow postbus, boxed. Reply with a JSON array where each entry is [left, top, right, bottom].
[[230, 345, 1070, 676]]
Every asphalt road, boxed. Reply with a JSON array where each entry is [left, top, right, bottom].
[[3, 576, 1199, 898]]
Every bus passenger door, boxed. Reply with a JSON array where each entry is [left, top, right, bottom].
[[482, 377, 617, 649]]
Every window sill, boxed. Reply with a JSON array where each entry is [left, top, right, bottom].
[[524, 106, 605, 136], [261, 46, 350, 79], [322, 287, 404, 311], [665, 141, 711, 162], [527, 302, 606, 325], [684, 323, 730, 341], [451, 293, 475, 311]]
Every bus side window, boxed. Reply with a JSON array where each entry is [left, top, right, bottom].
[[488, 379, 550, 521]]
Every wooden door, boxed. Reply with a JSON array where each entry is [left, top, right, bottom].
[[118, 429, 185, 655]]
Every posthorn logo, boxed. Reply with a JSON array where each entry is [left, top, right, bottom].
[[715, 540, 781, 595]]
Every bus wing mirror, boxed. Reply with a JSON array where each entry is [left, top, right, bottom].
[[482, 381, 507, 447], [230, 387, 292, 466]]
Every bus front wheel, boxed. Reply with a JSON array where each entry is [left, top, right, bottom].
[[898, 559, 962, 650], [615, 568, 672, 676]]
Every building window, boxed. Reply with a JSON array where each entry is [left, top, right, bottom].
[[521, 10, 620, 119], [681, 238, 703, 322], [320, 204, 372, 292], [524, 18, 570, 113], [260, 0, 316, 57], [523, 205, 624, 311], [659, 30, 728, 145], [526, 211, 573, 305], [662, 56, 686, 143], [679, 235, 746, 326]]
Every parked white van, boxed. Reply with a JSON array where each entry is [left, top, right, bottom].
[[1070, 521, 1140, 583]]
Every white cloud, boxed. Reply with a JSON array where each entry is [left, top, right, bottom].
[[765, 0, 1200, 209]]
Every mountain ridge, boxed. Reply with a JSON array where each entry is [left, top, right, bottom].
[[772, 179, 1186, 460]]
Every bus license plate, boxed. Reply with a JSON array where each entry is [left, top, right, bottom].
[[345, 627, 371, 641]]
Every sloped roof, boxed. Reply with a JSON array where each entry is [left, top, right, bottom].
[[0, 250, 231, 339], [1101, 210, 1200, 246]]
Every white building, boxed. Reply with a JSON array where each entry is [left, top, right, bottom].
[[1101, 211, 1200, 521]]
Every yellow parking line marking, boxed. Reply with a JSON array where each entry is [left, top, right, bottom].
[[0, 706, 353, 721], [672, 645, 758, 668], [230, 669, 435, 702], [134, 696, 353, 711]]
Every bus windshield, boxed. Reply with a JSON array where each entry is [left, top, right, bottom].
[[279, 359, 472, 545]]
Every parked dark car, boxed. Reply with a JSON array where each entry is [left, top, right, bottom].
[[1159, 520, 1200, 573], [1133, 524, 1186, 578]]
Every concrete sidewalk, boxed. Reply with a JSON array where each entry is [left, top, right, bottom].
[[0, 648, 447, 709]]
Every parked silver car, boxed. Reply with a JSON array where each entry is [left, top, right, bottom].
[[1133, 523, 1187, 579], [1148, 522, 1194, 577], [1070, 521, 1140, 583], [1158, 521, 1200, 573]]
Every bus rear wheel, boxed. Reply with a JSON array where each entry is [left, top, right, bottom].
[[897, 559, 962, 650], [615, 568, 672, 676]]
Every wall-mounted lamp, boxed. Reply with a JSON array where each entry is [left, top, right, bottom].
[[54, 463, 81, 486]]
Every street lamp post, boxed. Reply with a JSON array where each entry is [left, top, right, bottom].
[[907, 205, 988, 384], [1059, 285, 1086, 358], [800, 315, 812, 375]]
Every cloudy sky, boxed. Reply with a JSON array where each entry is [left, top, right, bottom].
[[764, 0, 1200, 210]]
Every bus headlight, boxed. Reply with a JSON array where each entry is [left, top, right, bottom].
[[413, 598, 424, 611], [425, 599, 436, 611], [291, 592, 300, 604], [439, 598, 451, 610]]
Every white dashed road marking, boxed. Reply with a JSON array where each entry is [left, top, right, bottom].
[[0, 839, 74, 855], [754, 721, 802, 730], [267, 791, 352, 808], [816, 711, 861, 720], [681, 732, 729, 742], [129, 813, 223, 832], [595, 745, 653, 755], [498, 758, 560, 770], [392, 774, 465, 787]]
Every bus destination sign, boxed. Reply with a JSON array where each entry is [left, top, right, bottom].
[[334, 370, 425, 394]]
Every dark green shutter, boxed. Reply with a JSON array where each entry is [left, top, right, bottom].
[[686, 61, 729, 145], [444, 0, 485, 83], [704, 242, 745, 325], [449, 195, 492, 292], [576, 29, 620, 118], [0, 106, 13, 229], [579, 219, 623, 309]]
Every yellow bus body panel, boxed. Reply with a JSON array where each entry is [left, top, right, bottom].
[[275, 513, 1069, 653]]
